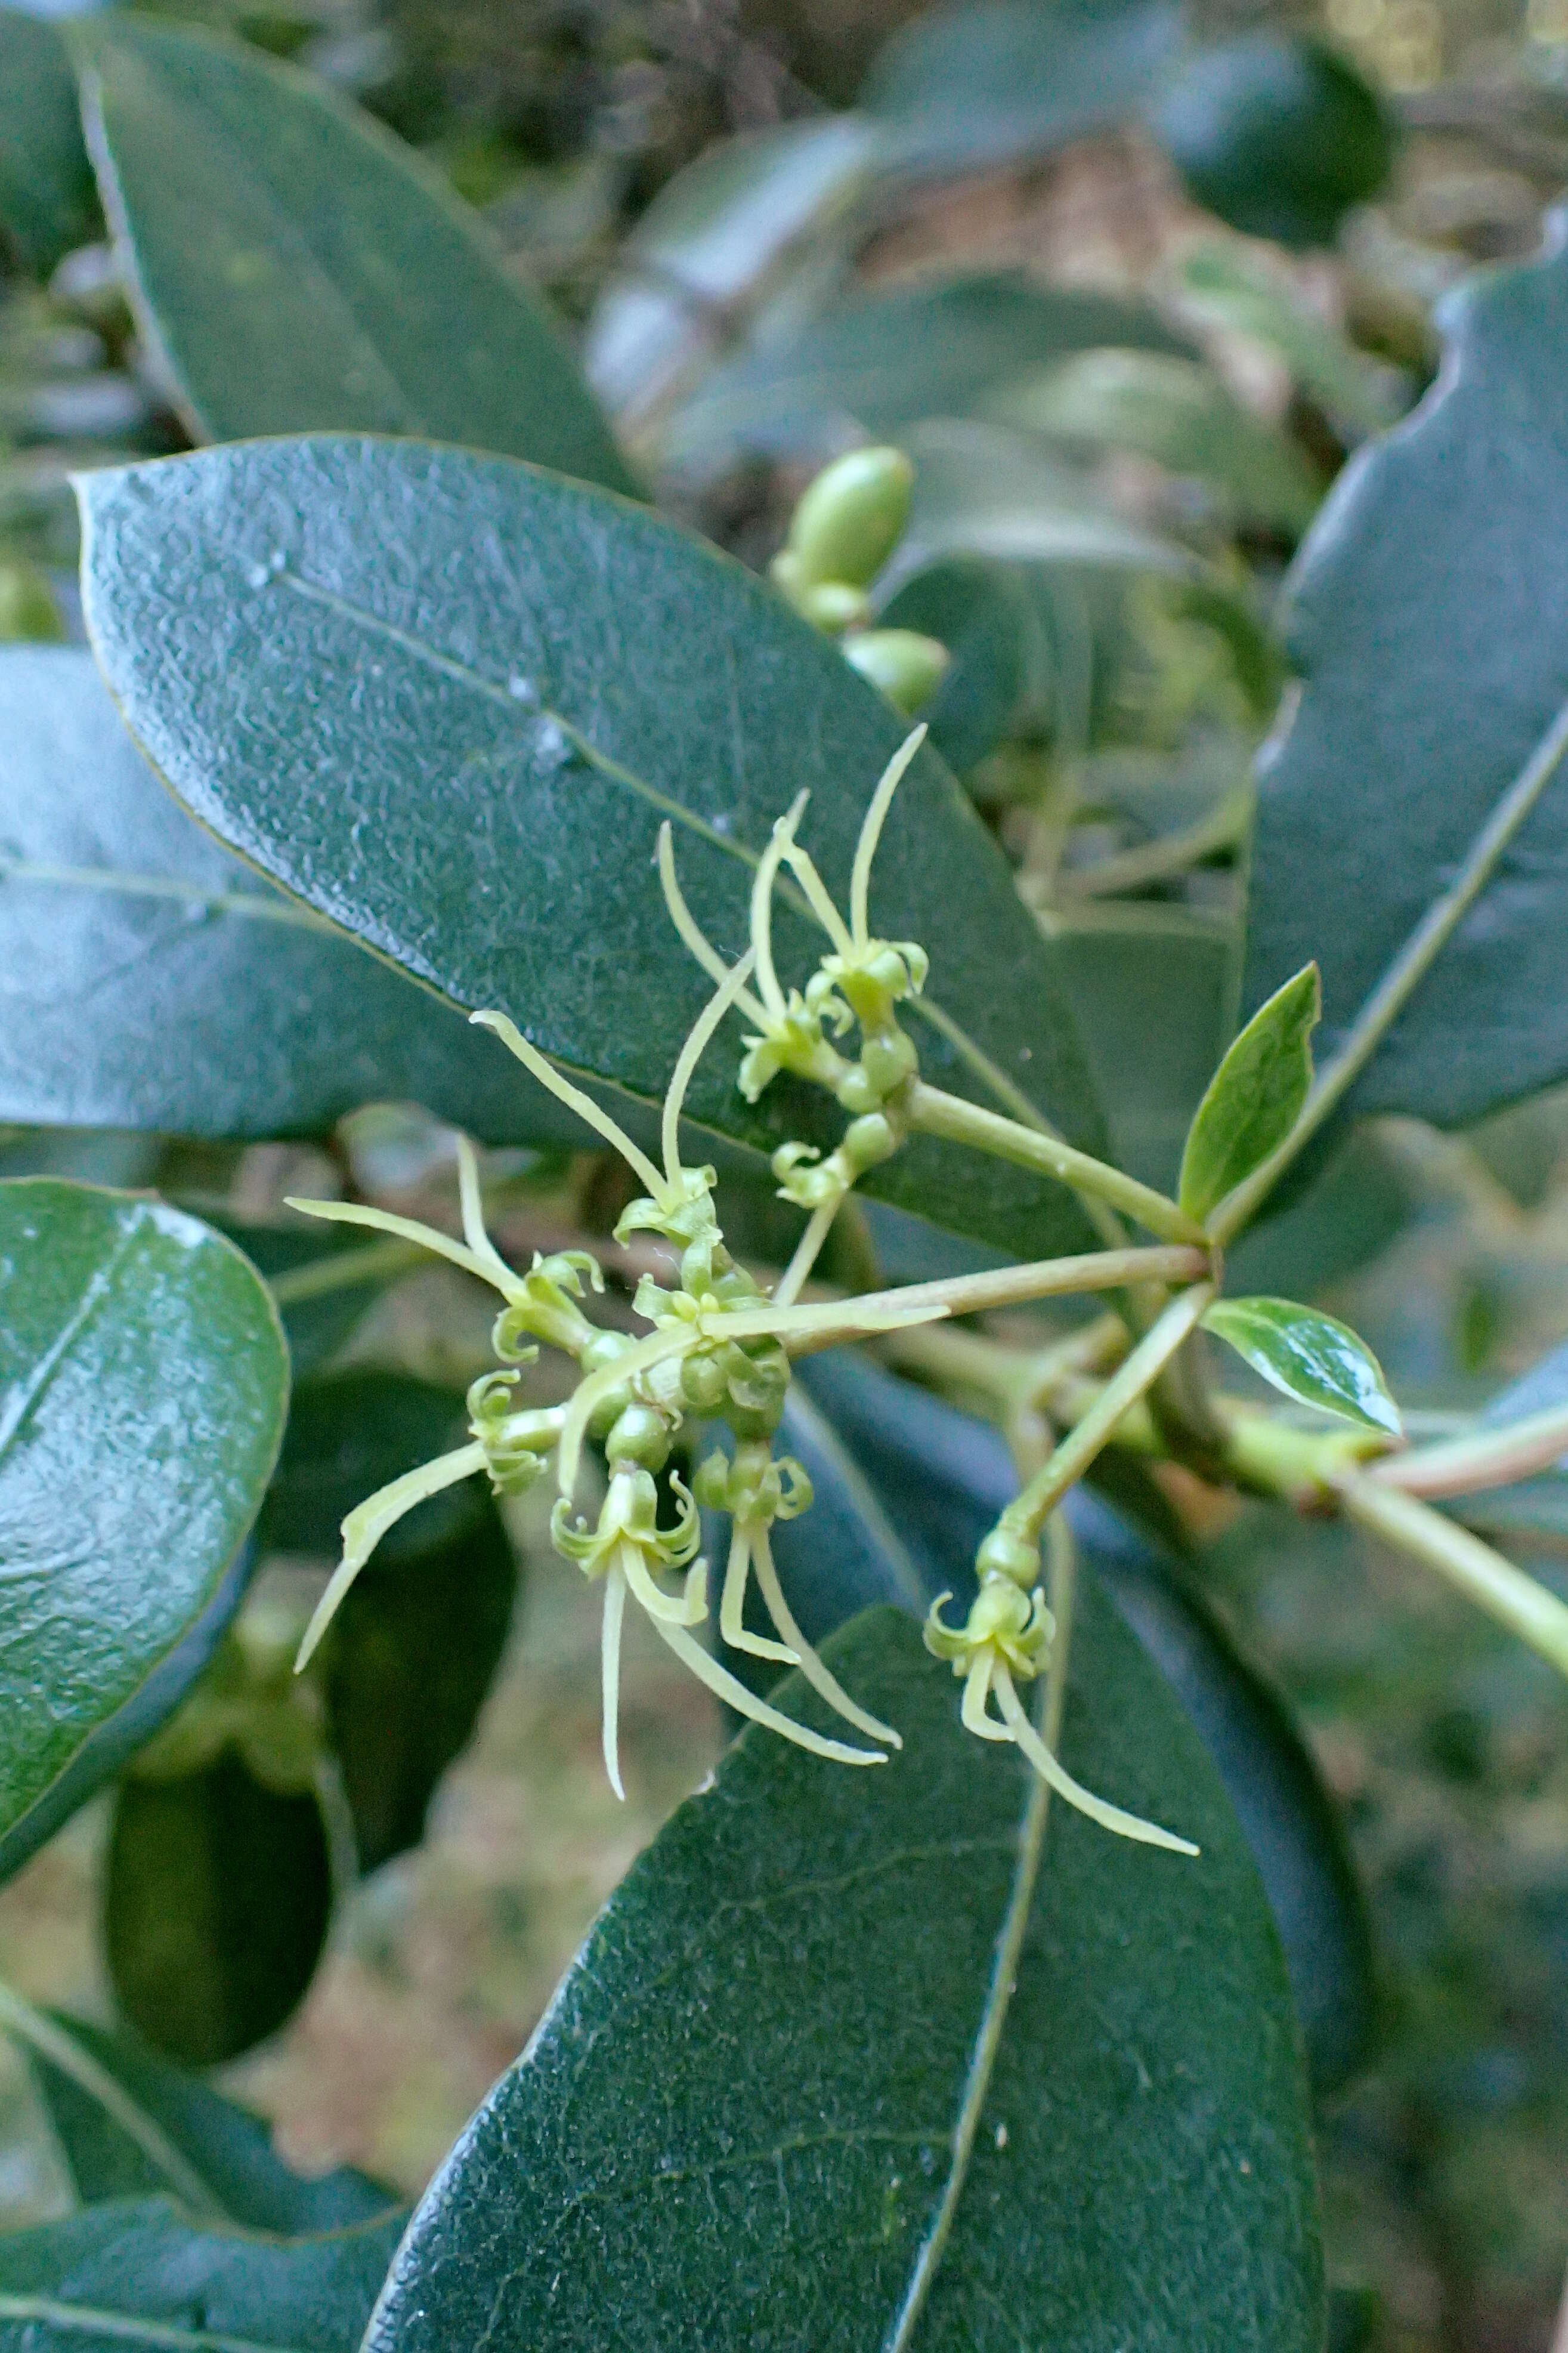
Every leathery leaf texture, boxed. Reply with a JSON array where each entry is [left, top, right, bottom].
[[367, 1603, 1322, 2351], [78, 436, 1110, 1260], [0, 1180, 288, 1882], [75, 16, 638, 495], [1244, 215, 1568, 1128]]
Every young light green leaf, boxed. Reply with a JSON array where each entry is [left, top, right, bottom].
[[0, 7, 97, 277], [75, 17, 638, 493], [0, 1179, 289, 1885], [367, 1602, 1322, 2349], [0, 646, 584, 1148], [1203, 1295, 1401, 1434], [0, 2198, 404, 2349], [78, 434, 1113, 1264], [1244, 226, 1568, 1129], [1179, 963, 1319, 1224]]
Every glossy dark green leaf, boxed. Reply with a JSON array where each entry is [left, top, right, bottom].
[[1152, 33, 1395, 249], [0, 8, 97, 277], [1056, 912, 1236, 1195], [0, 2198, 403, 2351], [106, 1756, 332, 2067], [1204, 1296, 1400, 1434], [865, 0, 1184, 182], [797, 1347, 1379, 2092], [74, 17, 636, 494], [261, 1372, 518, 1873], [79, 434, 1112, 1262], [0, 646, 582, 1147], [24, 2011, 393, 2228], [987, 348, 1325, 536], [1244, 230, 1568, 1129], [1179, 964, 1319, 1223], [370, 1602, 1320, 2348], [0, 1178, 288, 1884], [667, 272, 1195, 461]]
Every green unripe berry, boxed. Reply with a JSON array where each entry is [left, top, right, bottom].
[[681, 1348, 731, 1414], [843, 628, 950, 717], [797, 580, 871, 634], [859, 1028, 917, 1100], [779, 446, 914, 592], [605, 1401, 672, 1473], [976, 1526, 1040, 1588], [842, 1111, 899, 1176], [692, 1451, 734, 1512]]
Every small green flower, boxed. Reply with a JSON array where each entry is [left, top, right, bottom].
[[925, 1572, 1198, 1857]]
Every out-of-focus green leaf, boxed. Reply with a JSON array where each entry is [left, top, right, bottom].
[[587, 117, 877, 429], [260, 1372, 518, 1873], [1153, 32, 1395, 249], [1179, 964, 1319, 1222], [0, 1178, 287, 1885], [75, 17, 638, 492], [1054, 909, 1236, 1194], [1244, 228, 1568, 1129], [1204, 1296, 1401, 1434], [106, 1755, 332, 2066], [0, 7, 97, 277], [207, 1213, 407, 1378], [368, 1604, 1322, 2349], [24, 2011, 394, 2228], [667, 273, 1195, 461], [0, 2198, 403, 2349], [79, 434, 1113, 1262], [1173, 240, 1405, 436], [988, 347, 1325, 535], [0, 647, 582, 1146], [865, 0, 1184, 181]]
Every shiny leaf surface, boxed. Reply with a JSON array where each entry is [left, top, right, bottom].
[[79, 434, 1112, 1261], [0, 647, 582, 1145], [0, 1178, 287, 1883], [369, 1604, 1321, 2349], [1243, 228, 1568, 1126], [0, 2199, 403, 2350], [1179, 963, 1319, 1222], [1204, 1295, 1401, 1433], [76, 17, 637, 492]]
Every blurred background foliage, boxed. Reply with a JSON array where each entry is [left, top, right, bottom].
[[8, 0, 1568, 2346]]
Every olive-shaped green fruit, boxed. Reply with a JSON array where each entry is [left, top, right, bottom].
[[779, 446, 914, 592], [843, 627, 950, 717], [1153, 33, 1394, 250]]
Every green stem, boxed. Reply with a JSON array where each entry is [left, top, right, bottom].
[[267, 1235, 425, 1306], [0, 1982, 225, 2220], [1338, 1474, 1568, 1679], [904, 1080, 1207, 1246], [998, 1282, 1216, 1542], [1210, 685, 1568, 1246], [1058, 785, 1250, 900], [784, 1245, 1206, 1358], [1369, 1401, 1568, 1500]]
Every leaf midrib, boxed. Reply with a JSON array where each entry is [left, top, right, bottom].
[[0, 855, 332, 932]]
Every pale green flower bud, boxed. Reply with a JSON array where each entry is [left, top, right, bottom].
[[781, 447, 914, 592], [843, 628, 950, 717]]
